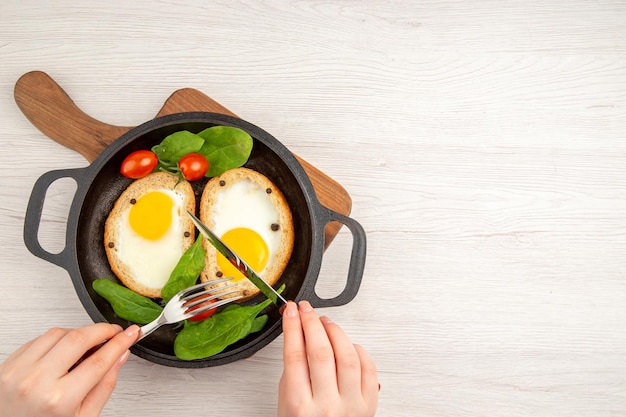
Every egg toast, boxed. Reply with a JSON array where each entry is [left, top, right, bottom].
[[104, 172, 196, 298], [199, 167, 294, 300]]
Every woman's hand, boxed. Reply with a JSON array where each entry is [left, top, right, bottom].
[[278, 301, 378, 417], [0, 322, 139, 417]]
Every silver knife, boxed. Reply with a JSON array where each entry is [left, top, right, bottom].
[[187, 210, 287, 307]]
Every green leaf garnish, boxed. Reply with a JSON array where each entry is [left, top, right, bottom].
[[151, 130, 204, 166], [197, 126, 253, 177], [161, 236, 206, 303], [92, 279, 163, 324]]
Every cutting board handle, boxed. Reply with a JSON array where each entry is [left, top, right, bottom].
[[14, 71, 132, 163], [14, 71, 242, 164]]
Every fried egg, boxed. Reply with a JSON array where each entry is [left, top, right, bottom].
[[104, 172, 195, 298], [200, 167, 294, 299]]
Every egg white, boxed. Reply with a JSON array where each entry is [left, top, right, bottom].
[[116, 189, 186, 291], [211, 178, 281, 276]]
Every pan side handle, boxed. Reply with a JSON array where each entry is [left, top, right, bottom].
[[24, 168, 85, 269], [303, 206, 367, 308]]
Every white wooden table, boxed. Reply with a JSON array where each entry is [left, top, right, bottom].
[[1, 1, 625, 416]]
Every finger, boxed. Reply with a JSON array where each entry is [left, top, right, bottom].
[[79, 349, 130, 417], [0, 338, 36, 367], [4, 328, 70, 367], [63, 325, 139, 403], [0, 327, 72, 387], [354, 344, 379, 409], [320, 316, 362, 398], [0, 327, 73, 409], [44, 323, 123, 375], [280, 301, 312, 398], [298, 301, 338, 397]]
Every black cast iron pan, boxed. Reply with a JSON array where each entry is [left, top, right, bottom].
[[23, 112, 366, 368]]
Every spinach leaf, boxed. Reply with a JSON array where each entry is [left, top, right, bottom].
[[173, 297, 273, 360], [161, 236, 206, 303], [93, 279, 162, 324], [151, 130, 205, 166], [197, 126, 253, 177], [249, 314, 269, 334], [173, 284, 286, 360]]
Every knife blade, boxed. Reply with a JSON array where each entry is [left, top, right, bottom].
[[187, 210, 287, 307]]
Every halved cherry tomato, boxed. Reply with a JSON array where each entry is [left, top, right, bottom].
[[186, 300, 218, 322], [178, 153, 209, 181], [120, 150, 158, 179]]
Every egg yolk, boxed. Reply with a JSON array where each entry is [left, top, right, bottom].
[[218, 228, 269, 281], [128, 191, 174, 240]]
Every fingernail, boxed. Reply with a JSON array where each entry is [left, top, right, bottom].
[[111, 324, 123, 333], [283, 301, 297, 318], [124, 324, 139, 339], [298, 300, 313, 313], [279, 301, 291, 315], [320, 316, 332, 325]]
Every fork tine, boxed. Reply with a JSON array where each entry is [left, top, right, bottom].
[[181, 290, 241, 308], [136, 279, 245, 342], [203, 276, 236, 285], [180, 283, 239, 303], [176, 278, 242, 312], [183, 288, 241, 309], [183, 295, 243, 320], [178, 278, 234, 297]]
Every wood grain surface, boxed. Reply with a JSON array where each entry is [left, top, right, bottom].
[[1, 1, 626, 417]]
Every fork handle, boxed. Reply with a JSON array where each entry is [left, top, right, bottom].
[[136, 316, 166, 342]]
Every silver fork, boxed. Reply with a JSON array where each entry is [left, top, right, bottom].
[[69, 278, 241, 371], [137, 277, 242, 342]]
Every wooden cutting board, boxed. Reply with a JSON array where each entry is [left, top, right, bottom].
[[14, 71, 351, 248]]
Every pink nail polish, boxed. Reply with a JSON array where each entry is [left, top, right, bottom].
[[284, 301, 297, 318], [124, 325, 139, 339], [298, 301, 313, 312]]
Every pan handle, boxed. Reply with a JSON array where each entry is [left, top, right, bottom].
[[24, 168, 85, 269], [304, 206, 367, 308]]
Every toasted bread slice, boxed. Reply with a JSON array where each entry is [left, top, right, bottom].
[[104, 172, 195, 298], [199, 167, 294, 300]]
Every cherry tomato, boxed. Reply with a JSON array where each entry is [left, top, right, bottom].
[[186, 300, 218, 322], [120, 150, 158, 179], [178, 153, 209, 181]]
